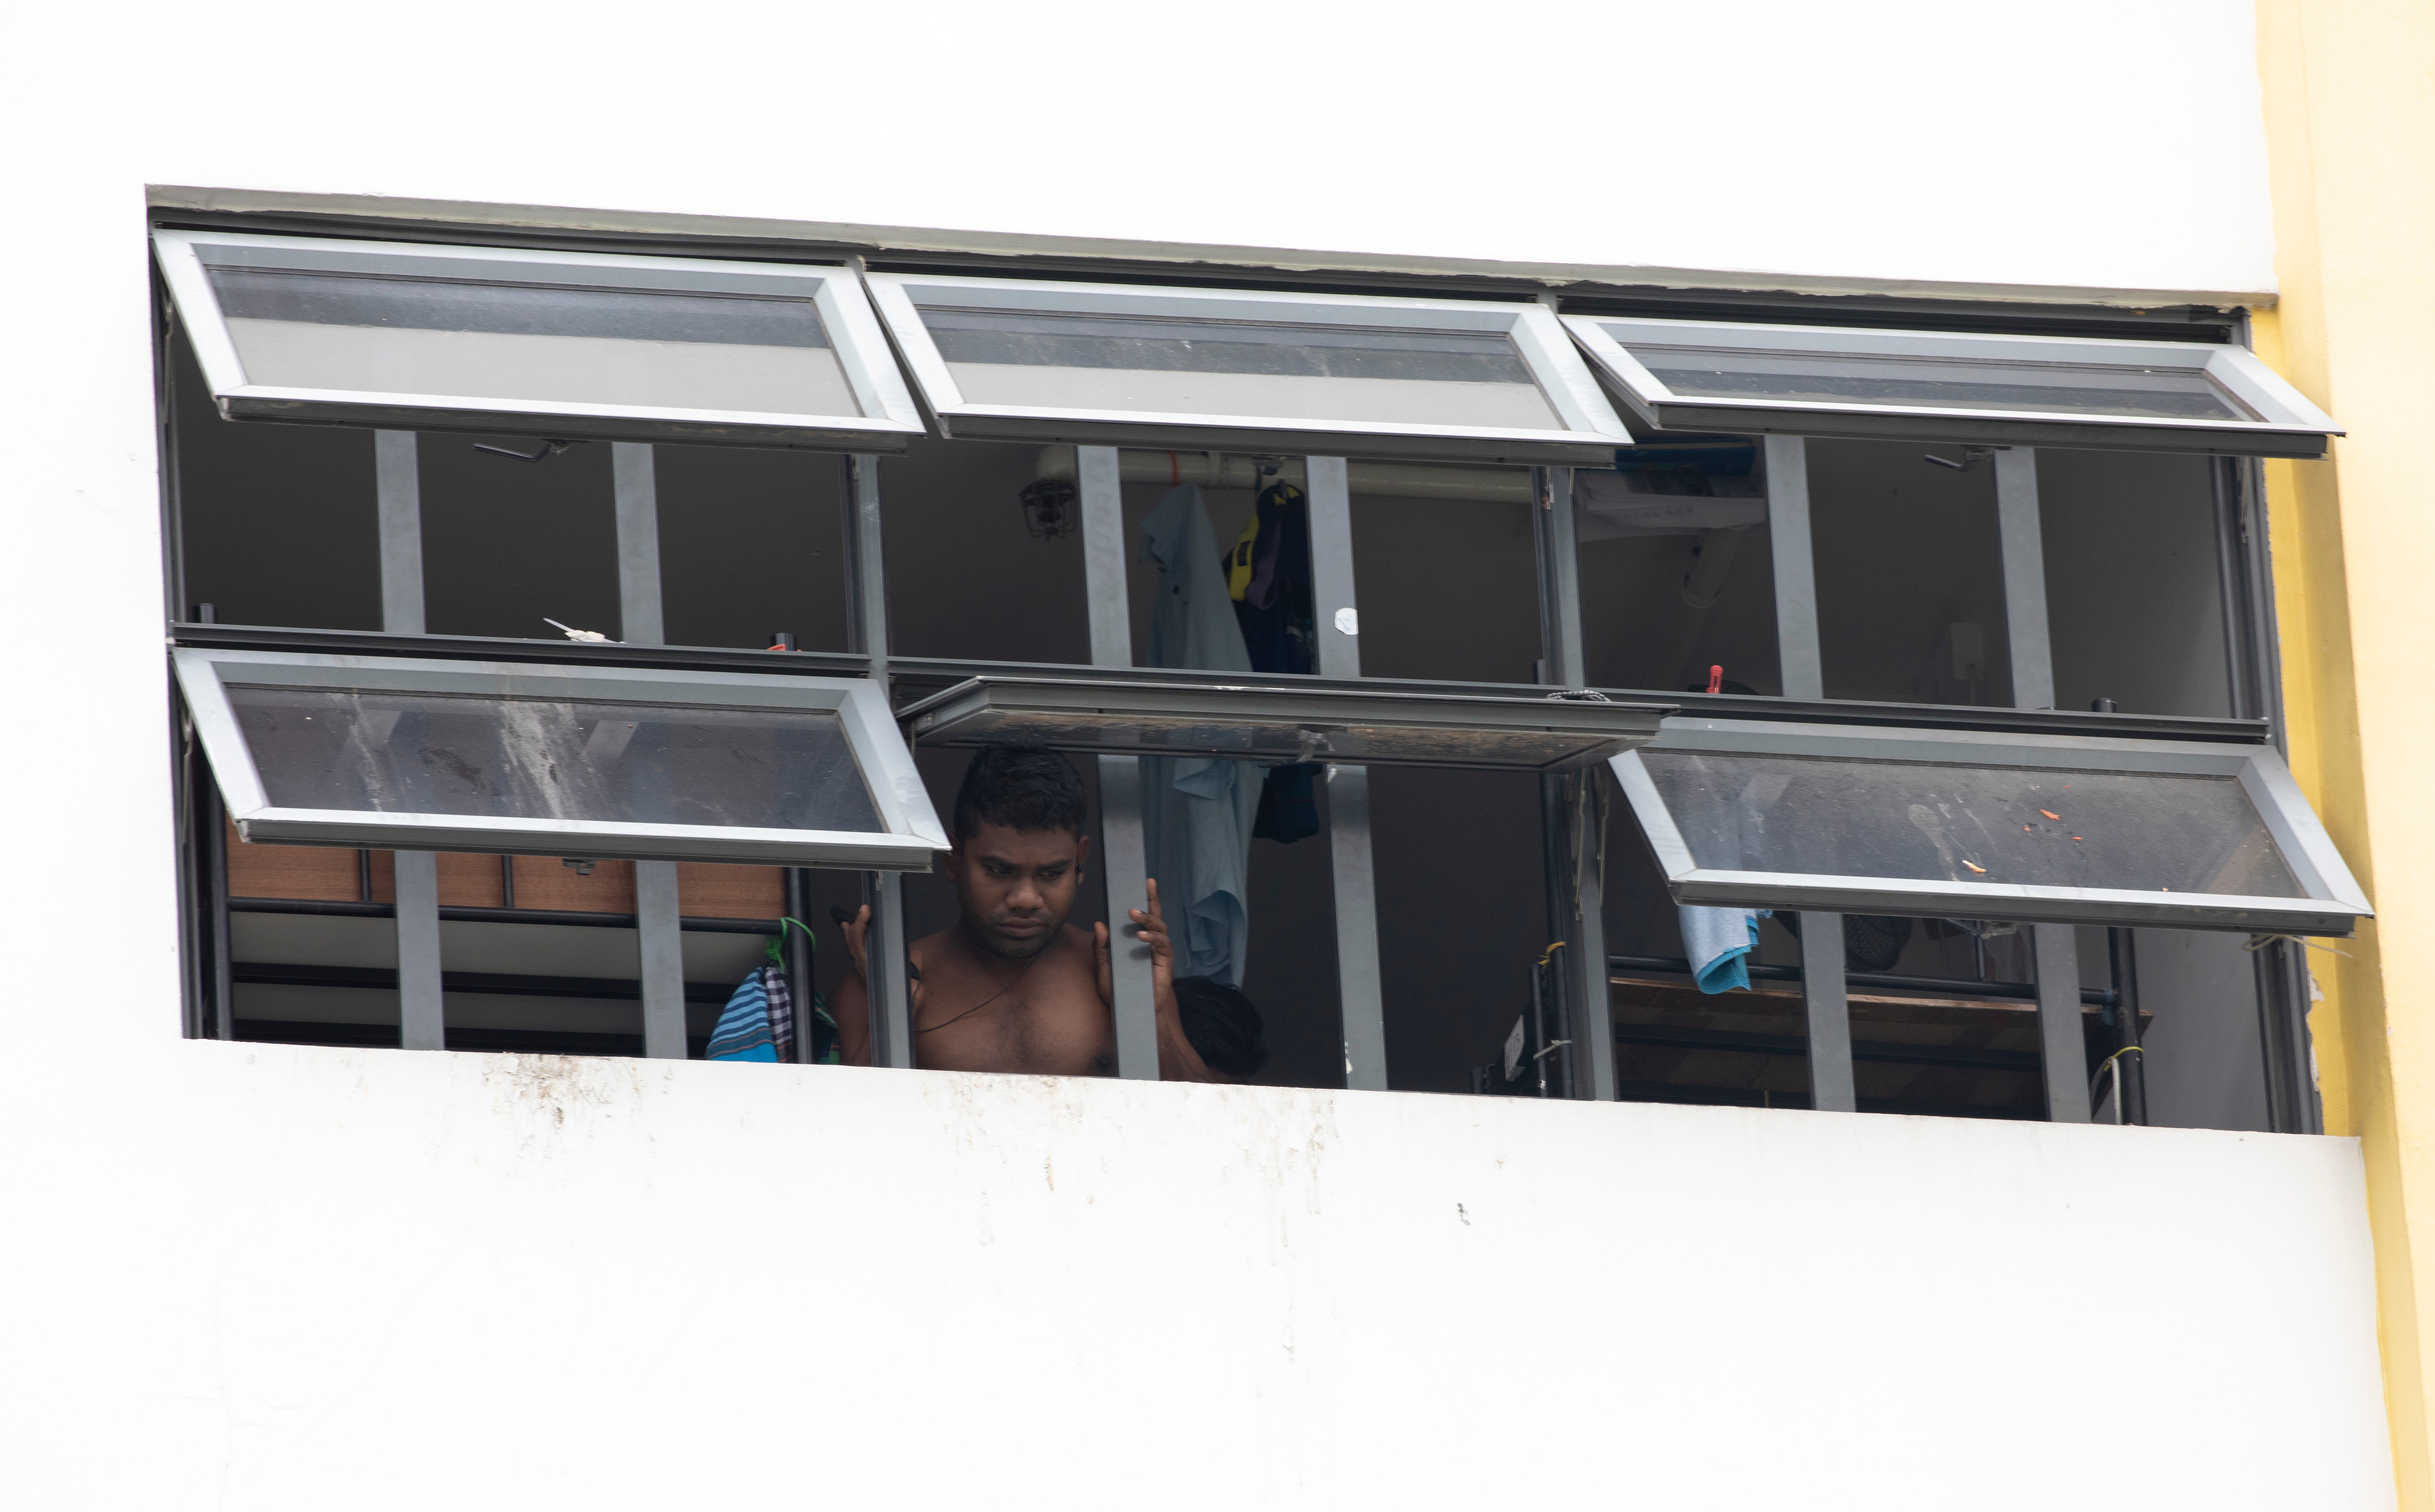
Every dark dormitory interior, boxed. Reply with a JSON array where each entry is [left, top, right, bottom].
[[170, 327, 2276, 1131]]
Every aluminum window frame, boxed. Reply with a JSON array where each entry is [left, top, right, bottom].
[[865, 272, 1631, 463], [152, 230, 926, 451], [1563, 314, 2342, 457], [174, 648, 948, 869], [901, 676, 1673, 772], [1611, 717, 2371, 934]]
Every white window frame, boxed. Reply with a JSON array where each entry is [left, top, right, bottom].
[[900, 675, 1672, 771], [1611, 717, 2372, 934], [175, 648, 948, 869], [153, 230, 926, 451], [1564, 314, 2342, 457], [865, 272, 1629, 463]]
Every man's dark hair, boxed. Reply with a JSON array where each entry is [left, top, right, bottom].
[[953, 746, 1089, 842], [1173, 976, 1269, 1080]]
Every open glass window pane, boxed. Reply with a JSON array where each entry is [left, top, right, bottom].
[[902, 677, 1671, 772], [865, 274, 1629, 463], [1612, 718, 2370, 933], [152, 231, 923, 450], [1564, 315, 2341, 458], [175, 649, 947, 868]]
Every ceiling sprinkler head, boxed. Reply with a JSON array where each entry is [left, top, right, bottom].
[[1018, 478, 1077, 540]]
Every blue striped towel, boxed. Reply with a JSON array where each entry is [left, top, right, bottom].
[[707, 965, 795, 1062]]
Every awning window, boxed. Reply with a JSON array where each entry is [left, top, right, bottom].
[[175, 649, 947, 869], [902, 676, 1671, 771], [1611, 718, 2369, 934], [152, 231, 924, 450], [1564, 315, 2340, 457], [865, 274, 1629, 462]]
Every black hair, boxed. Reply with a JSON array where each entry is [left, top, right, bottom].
[[1172, 976, 1269, 1080], [952, 745, 1089, 843]]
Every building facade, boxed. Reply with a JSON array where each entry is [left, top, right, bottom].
[[2, 1, 2428, 1506]]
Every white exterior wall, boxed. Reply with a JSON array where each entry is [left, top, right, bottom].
[[12, 1, 2271, 296], [0, 1049, 2398, 1510], [0, 3, 2392, 1507]]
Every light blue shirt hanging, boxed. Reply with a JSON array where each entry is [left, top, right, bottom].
[[1139, 485, 1259, 987]]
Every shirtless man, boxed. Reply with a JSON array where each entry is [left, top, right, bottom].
[[830, 746, 1222, 1081]]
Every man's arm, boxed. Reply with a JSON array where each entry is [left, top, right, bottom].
[[833, 904, 930, 1069], [830, 906, 876, 1067], [1097, 879, 1224, 1083]]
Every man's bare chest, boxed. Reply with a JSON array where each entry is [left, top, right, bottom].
[[917, 962, 1114, 1076]]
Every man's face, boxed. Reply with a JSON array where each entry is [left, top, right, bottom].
[[946, 822, 1091, 961]]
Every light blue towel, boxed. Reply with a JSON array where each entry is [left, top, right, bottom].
[[1140, 485, 1260, 986], [1681, 906, 1772, 994]]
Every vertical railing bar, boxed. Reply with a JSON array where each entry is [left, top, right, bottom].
[[612, 442, 665, 646], [1075, 446, 1158, 1079], [614, 442, 687, 1060], [633, 862, 688, 1059], [846, 454, 914, 1069], [204, 768, 234, 1042], [1764, 436, 1823, 701], [1994, 448, 2056, 711], [377, 430, 444, 1052], [1307, 455, 1388, 1091], [1537, 465, 1615, 1100], [375, 432, 425, 637], [1994, 447, 2089, 1121], [1799, 912, 1856, 1112], [1765, 435, 1852, 1108]]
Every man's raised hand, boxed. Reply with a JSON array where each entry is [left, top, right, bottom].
[[1095, 878, 1175, 1006], [841, 903, 923, 1017], [1129, 878, 1175, 1000]]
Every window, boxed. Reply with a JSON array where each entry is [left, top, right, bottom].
[[1612, 717, 2367, 935], [153, 231, 923, 449], [1564, 315, 2341, 457], [902, 674, 1670, 771], [865, 273, 1628, 462], [176, 648, 947, 868], [153, 202, 2353, 1130]]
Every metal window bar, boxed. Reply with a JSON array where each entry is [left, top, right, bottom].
[[2219, 450, 2322, 1133], [845, 452, 915, 1069], [1075, 444, 1160, 1080], [612, 440, 689, 1060], [202, 737, 235, 1042], [1309, 455, 1390, 1091], [375, 428, 446, 1053], [1992, 447, 2091, 1122], [1534, 463, 1617, 1099], [784, 867, 815, 1064], [1762, 435, 1857, 1111]]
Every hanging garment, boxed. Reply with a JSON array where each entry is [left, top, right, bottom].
[[1228, 479, 1323, 844], [1229, 480, 1315, 676], [707, 963, 795, 1062], [1141, 485, 1260, 986], [1680, 905, 1771, 995]]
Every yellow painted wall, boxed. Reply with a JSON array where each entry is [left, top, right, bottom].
[[2256, 1, 2435, 1502]]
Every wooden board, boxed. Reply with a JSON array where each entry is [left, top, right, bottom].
[[225, 820, 785, 920], [1608, 974, 2142, 1116]]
